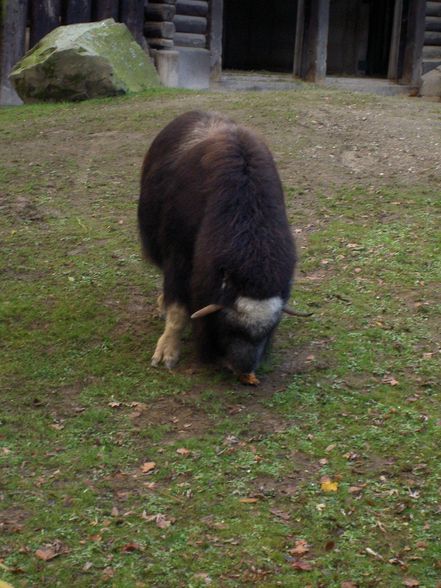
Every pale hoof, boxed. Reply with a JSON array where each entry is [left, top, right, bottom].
[[151, 335, 180, 369]]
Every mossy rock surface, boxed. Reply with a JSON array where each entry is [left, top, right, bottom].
[[10, 19, 161, 102]]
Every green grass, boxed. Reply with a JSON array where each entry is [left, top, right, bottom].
[[1, 88, 440, 587]]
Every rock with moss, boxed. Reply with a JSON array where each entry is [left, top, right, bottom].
[[9, 19, 161, 102]]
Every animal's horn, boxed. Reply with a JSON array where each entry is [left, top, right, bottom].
[[283, 306, 314, 317], [191, 304, 223, 319]]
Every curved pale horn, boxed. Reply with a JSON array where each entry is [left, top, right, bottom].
[[190, 304, 223, 319], [283, 306, 313, 317]]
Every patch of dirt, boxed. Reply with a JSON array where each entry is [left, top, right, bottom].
[[0, 507, 29, 535], [130, 390, 214, 441], [253, 452, 320, 498]]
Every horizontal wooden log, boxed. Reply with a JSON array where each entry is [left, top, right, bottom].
[[174, 14, 206, 34], [93, 0, 119, 20], [146, 3, 176, 21], [146, 37, 175, 49], [423, 44, 441, 58], [426, 2, 441, 17], [173, 31, 206, 48], [422, 58, 441, 74], [424, 31, 441, 45], [176, 0, 208, 17], [64, 0, 92, 23], [144, 21, 176, 39], [30, 0, 62, 47], [426, 16, 441, 32]]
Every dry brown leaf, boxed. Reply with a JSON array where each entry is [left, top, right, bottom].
[[239, 498, 258, 503], [140, 461, 156, 473], [403, 579, 420, 588], [111, 506, 119, 517], [108, 401, 122, 408], [291, 559, 313, 571], [35, 541, 68, 561], [382, 375, 399, 386], [341, 582, 358, 588], [348, 486, 364, 495], [325, 443, 336, 453], [289, 539, 310, 556], [121, 542, 142, 552], [270, 508, 291, 522], [176, 448, 191, 457]]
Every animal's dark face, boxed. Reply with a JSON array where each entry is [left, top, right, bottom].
[[214, 296, 283, 375]]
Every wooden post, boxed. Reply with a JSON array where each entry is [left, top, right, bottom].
[[388, 0, 403, 80], [120, 0, 145, 46], [401, 0, 426, 87], [64, 0, 92, 24], [301, 0, 330, 82], [93, 0, 119, 21], [208, 0, 223, 79], [30, 0, 62, 47], [293, 0, 305, 77], [0, 0, 28, 104]]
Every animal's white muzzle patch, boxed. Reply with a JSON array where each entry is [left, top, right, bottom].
[[225, 296, 283, 335]]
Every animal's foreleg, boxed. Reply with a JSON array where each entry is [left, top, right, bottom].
[[151, 303, 188, 369]]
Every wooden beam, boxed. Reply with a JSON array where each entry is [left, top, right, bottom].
[[388, 0, 403, 80], [208, 0, 223, 79], [30, 0, 62, 47], [401, 0, 426, 86], [93, 0, 119, 21], [301, 0, 330, 82], [64, 0, 92, 23], [293, 0, 305, 76], [0, 0, 28, 104], [120, 0, 145, 45]]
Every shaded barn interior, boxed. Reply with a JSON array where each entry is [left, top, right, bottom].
[[327, 0, 396, 77], [222, 0, 298, 72]]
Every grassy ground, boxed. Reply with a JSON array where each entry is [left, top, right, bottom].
[[0, 87, 440, 588]]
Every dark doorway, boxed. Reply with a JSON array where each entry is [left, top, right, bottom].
[[327, 0, 396, 77], [223, 0, 298, 72]]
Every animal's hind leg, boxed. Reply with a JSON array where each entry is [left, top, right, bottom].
[[151, 303, 188, 369]]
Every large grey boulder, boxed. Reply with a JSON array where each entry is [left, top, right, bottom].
[[10, 19, 161, 102], [420, 66, 441, 100]]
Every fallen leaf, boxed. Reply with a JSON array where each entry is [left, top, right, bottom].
[[49, 423, 64, 431], [366, 547, 383, 560], [176, 448, 191, 457], [319, 458, 328, 466], [121, 542, 142, 552], [291, 559, 313, 571], [348, 486, 364, 495], [403, 579, 420, 587], [382, 375, 399, 386], [270, 508, 291, 522], [289, 539, 310, 556], [155, 514, 174, 529], [140, 462, 156, 474], [341, 582, 358, 588], [325, 443, 336, 453], [321, 477, 338, 492], [35, 540, 68, 561], [83, 561, 93, 572], [111, 506, 119, 517], [239, 498, 258, 503], [108, 401, 122, 408]]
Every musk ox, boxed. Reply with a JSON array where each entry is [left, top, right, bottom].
[[138, 111, 297, 384]]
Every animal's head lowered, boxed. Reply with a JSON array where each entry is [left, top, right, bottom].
[[191, 295, 285, 384]]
